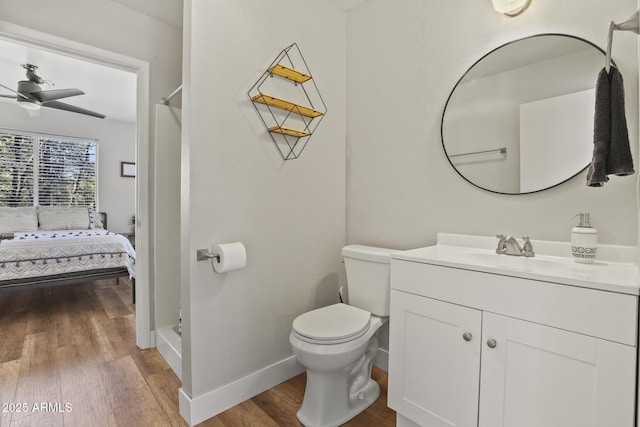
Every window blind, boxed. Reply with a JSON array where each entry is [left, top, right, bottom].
[[0, 132, 35, 207], [0, 130, 97, 208]]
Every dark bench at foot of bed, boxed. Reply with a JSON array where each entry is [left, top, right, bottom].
[[0, 268, 136, 303]]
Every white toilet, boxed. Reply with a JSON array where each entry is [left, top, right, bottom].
[[289, 244, 397, 427]]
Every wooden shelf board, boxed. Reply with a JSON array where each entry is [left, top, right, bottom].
[[252, 93, 324, 118], [268, 64, 312, 83], [268, 126, 310, 138]]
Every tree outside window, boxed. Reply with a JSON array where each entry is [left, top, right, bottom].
[[0, 131, 97, 208]]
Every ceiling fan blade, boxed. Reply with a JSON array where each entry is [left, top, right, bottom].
[[0, 83, 29, 100], [0, 94, 17, 100], [41, 100, 106, 119], [30, 88, 85, 102]]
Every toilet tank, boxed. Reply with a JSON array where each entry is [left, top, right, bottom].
[[342, 245, 398, 317]]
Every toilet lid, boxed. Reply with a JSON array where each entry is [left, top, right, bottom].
[[292, 303, 371, 343]]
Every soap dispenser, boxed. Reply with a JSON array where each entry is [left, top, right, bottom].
[[571, 213, 598, 264]]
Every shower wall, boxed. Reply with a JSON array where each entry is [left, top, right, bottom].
[[155, 104, 182, 332]]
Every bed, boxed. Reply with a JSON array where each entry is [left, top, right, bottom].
[[0, 206, 136, 300]]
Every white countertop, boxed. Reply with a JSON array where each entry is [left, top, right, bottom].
[[391, 234, 640, 295]]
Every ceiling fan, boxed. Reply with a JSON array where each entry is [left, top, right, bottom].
[[0, 64, 105, 119]]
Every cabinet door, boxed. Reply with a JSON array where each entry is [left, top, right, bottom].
[[389, 290, 482, 427], [479, 312, 636, 427]]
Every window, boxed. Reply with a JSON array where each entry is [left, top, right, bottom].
[[0, 130, 97, 207]]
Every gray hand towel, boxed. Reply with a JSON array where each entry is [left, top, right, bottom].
[[586, 68, 610, 186], [587, 66, 635, 187], [607, 66, 634, 176]]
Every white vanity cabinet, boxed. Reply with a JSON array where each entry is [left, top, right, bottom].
[[388, 257, 638, 427]]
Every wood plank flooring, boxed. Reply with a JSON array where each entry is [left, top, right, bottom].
[[0, 279, 396, 426]]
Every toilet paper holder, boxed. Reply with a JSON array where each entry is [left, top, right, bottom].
[[196, 248, 220, 262]]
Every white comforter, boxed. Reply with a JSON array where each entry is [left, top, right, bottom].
[[0, 229, 135, 281]]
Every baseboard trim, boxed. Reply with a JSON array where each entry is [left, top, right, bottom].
[[179, 355, 304, 426], [374, 347, 389, 372], [156, 325, 182, 380]]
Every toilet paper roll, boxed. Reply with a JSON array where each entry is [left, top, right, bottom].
[[212, 242, 247, 273]]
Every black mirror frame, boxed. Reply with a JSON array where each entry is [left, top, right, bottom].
[[441, 33, 609, 195]]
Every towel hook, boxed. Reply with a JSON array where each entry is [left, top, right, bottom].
[[605, 21, 615, 73], [605, 10, 640, 73]]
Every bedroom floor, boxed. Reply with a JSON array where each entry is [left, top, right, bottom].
[[0, 279, 396, 426]]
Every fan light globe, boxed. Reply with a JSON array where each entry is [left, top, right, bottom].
[[492, 0, 530, 16], [17, 101, 40, 110]]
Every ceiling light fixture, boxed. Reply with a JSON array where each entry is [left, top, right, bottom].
[[492, 0, 531, 17], [17, 100, 40, 110]]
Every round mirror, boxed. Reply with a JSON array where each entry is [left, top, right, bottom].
[[441, 34, 606, 194]]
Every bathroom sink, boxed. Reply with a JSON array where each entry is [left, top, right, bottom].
[[451, 250, 565, 274], [391, 233, 640, 295]]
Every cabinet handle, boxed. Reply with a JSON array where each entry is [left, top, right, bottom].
[[486, 338, 497, 348], [462, 332, 472, 342]]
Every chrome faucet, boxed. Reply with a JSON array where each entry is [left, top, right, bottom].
[[496, 235, 535, 257]]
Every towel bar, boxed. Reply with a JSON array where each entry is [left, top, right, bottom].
[[449, 147, 507, 158]]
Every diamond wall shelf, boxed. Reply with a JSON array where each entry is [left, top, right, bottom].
[[248, 43, 327, 160]]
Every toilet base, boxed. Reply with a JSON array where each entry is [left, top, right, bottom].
[[296, 375, 380, 427], [290, 315, 386, 427]]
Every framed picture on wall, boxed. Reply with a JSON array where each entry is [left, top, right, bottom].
[[121, 161, 136, 178]]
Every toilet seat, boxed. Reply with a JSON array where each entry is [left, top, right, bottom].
[[292, 303, 371, 344]]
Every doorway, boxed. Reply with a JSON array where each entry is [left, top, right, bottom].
[[0, 20, 152, 348]]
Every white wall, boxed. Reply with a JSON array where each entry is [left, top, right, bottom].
[[0, 102, 135, 232], [346, 0, 638, 248], [520, 89, 595, 193], [181, 0, 346, 421]]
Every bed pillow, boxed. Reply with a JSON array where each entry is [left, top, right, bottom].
[[38, 206, 91, 230], [88, 208, 104, 229], [0, 207, 38, 233]]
